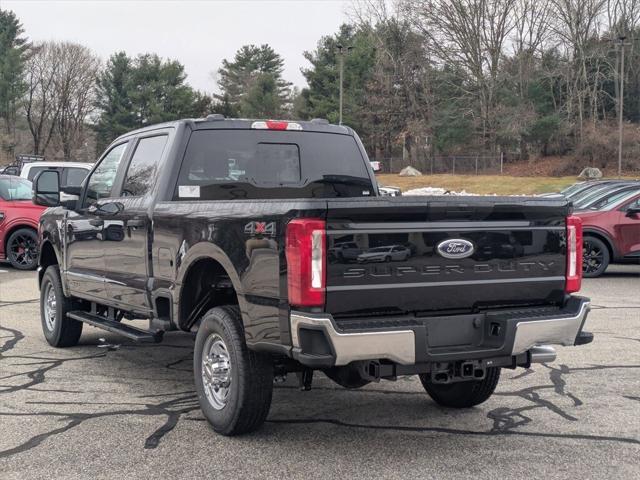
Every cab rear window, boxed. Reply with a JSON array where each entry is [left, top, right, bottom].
[[173, 130, 373, 200]]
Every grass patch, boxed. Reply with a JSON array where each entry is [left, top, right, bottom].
[[376, 174, 634, 195]]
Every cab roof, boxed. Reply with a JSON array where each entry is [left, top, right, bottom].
[[113, 117, 354, 142]]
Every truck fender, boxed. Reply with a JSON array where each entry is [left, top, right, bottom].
[[174, 241, 248, 327]]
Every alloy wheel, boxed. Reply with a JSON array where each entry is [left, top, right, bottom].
[[583, 239, 604, 274], [9, 233, 37, 267]]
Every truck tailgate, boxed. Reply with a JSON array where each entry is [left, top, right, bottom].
[[325, 196, 570, 317]]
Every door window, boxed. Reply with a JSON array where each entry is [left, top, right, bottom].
[[121, 135, 167, 197], [625, 198, 640, 210], [64, 167, 89, 187], [0, 177, 32, 200], [84, 143, 128, 207]]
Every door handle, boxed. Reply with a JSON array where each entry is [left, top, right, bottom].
[[127, 218, 145, 228], [89, 219, 104, 227]]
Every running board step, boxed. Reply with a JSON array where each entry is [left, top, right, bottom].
[[67, 311, 163, 343]]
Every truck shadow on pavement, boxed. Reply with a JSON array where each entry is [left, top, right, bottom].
[[1, 320, 639, 460]]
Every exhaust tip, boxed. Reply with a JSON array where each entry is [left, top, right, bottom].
[[530, 345, 557, 363]]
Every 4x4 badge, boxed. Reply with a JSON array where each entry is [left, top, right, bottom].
[[244, 221, 276, 237], [436, 239, 475, 259]]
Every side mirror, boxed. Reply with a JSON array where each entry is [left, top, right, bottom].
[[32, 170, 60, 207], [626, 207, 640, 218]]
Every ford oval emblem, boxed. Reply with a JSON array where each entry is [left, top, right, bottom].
[[436, 239, 475, 259]]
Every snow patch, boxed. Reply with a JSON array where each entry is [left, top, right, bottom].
[[404, 187, 474, 196]]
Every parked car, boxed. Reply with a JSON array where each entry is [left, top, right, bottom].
[[33, 116, 592, 436], [541, 180, 631, 200], [329, 241, 363, 262], [379, 185, 402, 196], [575, 190, 640, 277], [0, 175, 47, 269], [357, 245, 412, 263], [21, 162, 92, 200], [574, 183, 640, 210]]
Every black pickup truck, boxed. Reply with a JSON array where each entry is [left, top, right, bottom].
[[33, 116, 593, 436]]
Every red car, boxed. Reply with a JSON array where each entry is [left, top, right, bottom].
[[575, 190, 640, 277], [0, 175, 47, 270]]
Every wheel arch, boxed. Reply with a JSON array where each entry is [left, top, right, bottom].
[[3, 221, 38, 253], [38, 240, 60, 287], [583, 228, 617, 261], [175, 243, 246, 332], [3, 222, 38, 268]]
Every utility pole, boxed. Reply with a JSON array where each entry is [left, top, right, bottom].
[[616, 36, 631, 178], [336, 45, 353, 125]]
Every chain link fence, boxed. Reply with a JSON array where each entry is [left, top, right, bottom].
[[379, 154, 505, 175]]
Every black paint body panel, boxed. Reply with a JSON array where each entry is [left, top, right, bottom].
[[37, 118, 573, 359], [325, 197, 569, 316]]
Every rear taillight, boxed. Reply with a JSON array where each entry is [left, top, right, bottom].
[[566, 215, 583, 293], [286, 218, 326, 307]]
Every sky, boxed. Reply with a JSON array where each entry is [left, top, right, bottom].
[[2, 0, 353, 93]]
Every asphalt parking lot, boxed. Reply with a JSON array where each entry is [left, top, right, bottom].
[[0, 265, 638, 479]]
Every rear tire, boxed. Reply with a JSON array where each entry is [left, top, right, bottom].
[[583, 236, 610, 278], [7, 228, 38, 270], [194, 306, 273, 436], [419, 367, 501, 408], [40, 265, 83, 347]]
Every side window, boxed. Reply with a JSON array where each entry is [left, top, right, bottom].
[[84, 142, 128, 207], [64, 167, 89, 187], [626, 198, 640, 210], [27, 166, 48, 181], [121, 135, 167, 197]]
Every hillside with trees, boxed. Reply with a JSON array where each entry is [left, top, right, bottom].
[[1, 1, 639, 175]]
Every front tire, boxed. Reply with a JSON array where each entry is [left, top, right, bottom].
[[419, 367, 501, 408], [583, 236, 610, 278], [7, 228, 38, 270], [40, 265, 83, 347], [194, 306, 273, 436]]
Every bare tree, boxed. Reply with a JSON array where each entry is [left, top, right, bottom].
[[550, 0, 607, 139], [53, 42, 100, 161], [512, 0, 553, 97], [351, 1, 433, 168], [23, 42, 60, 156], [406, 0, 517, 151], [606, 0, 640, 112]]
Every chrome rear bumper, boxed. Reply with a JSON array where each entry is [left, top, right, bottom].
[[290, 297, 591, 368], [291, 313, 415, 366], [511, 300, 591, 355]]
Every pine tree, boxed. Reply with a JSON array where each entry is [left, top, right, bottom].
[[95, 52, 136, 151], [0, 9, 29, 157], [297, 24, 375, 128], [216, 44, 291, 117], [95, 53, 201, 150]]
